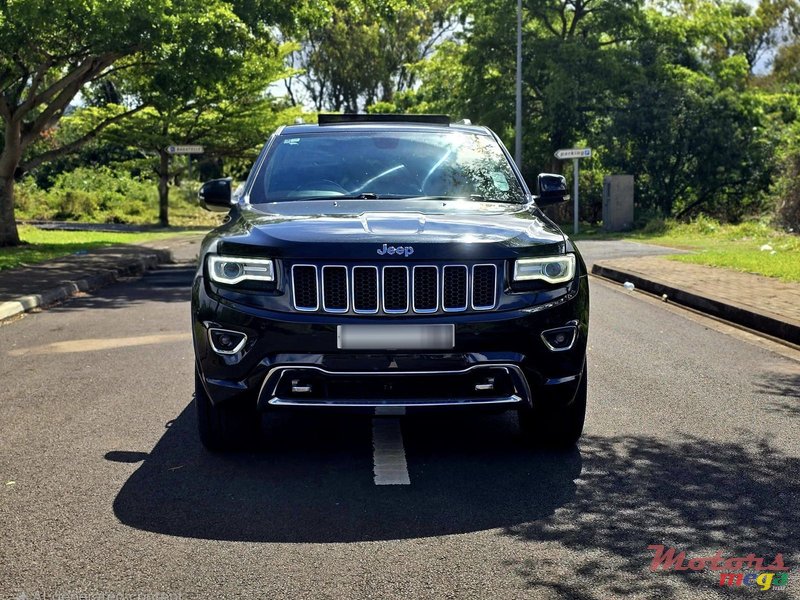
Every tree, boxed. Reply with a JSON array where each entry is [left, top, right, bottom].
[[100, 42, 299, 226], [284, 0, 454, 112], [0, 0, 292, 246]]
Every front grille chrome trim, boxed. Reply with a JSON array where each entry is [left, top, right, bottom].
[[351, 266, 379, 314], [321, 265, 349, 313], [411, 265, 439, 314], [442, 265, 468, 312], [291, 262, 498, 315], [381, 266, 410, 314], [471, 263, 498, 310], [291, 264, 319, 312]]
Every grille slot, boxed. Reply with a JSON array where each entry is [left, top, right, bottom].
[[442, 265, 468, 311], [292, 265, 318, 310], [412, 266, 438, 312], [352, 266, 379, 313], [382, 266, 409, 313], [291, 263, 496, 314], [472, 264, 497, 309], [322, 266, 348, 312]]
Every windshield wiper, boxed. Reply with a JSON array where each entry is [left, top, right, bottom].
[[296, 192, 380, 201], [397, 194, 523, 204]]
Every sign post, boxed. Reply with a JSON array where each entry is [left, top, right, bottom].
[[554, 148, 591, 235], [166, 145, 204, 181]]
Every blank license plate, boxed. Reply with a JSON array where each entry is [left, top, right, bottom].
[[337, 324, 455, 350]]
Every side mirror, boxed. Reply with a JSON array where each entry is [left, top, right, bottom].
[[535, 173, 570, 206], [198, 178, 233, 212]]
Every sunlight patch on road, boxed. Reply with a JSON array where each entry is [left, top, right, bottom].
[[7, 332, 191, 356], [372, 418, 410, 485]]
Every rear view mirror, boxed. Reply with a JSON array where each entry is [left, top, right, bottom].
[[535, 173, 569, 206], [199, 178, 233, 212]]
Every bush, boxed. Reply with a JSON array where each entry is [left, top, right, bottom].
[[773, 125, 800, 232]]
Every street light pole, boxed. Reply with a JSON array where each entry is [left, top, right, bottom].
[[515, 0, 522, 168]]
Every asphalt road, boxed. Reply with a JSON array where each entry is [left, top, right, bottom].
[[1, 241, 798, 600]]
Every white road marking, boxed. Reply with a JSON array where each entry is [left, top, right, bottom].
[[372, 418, 410, 485], [7, 332, 191, 356]]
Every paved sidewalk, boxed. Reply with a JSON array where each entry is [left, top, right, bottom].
[[0, 235, 202, 321], [592, 255, 800, 346]]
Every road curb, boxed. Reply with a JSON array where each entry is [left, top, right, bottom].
[[0, 248, 173, 322], [591, 262, 800, 346]]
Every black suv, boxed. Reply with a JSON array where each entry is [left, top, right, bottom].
[[192, 114, 589, 451]]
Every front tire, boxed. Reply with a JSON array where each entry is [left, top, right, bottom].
[[518, 362, 587, 448], [195, 370, 259, 451]]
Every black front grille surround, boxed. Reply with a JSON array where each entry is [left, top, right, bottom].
[[291, 263, 498, 315]]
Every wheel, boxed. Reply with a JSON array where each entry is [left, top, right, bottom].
[[195, 369, 259, 451], [518, 362, 587, 448]]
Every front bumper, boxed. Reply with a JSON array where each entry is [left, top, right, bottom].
[[192, 274, 589, 412]]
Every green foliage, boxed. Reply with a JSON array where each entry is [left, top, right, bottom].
[[286, 0, 454, 112], [772, 119, 800, 231], [0, 226, 198, 271], [404, 0, 799, 225], [626, 218, 800, 281], [13, 170, 219, 227]]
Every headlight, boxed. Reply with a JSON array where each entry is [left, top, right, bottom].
[[208, 255, 275, 285], [513, 254, 576, 284]]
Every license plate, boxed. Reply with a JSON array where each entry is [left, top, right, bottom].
[[337, 324, 455, 350]]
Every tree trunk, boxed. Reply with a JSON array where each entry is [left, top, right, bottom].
[[0, 122, 23, 247], [158, 150, 170, 227], [0, 175, 20, 247]]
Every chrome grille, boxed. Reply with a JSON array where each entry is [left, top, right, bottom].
[[352, 266, 379, 313], [442, 265, 468, 311], [322, 266, 348, 312], [291, 263, 497, 314]]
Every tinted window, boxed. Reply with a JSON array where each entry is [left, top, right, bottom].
[[249, 130, 525, 204]]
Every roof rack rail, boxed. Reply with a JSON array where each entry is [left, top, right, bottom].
[[318, 114, 450, 126]]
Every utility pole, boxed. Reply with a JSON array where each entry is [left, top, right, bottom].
[[515, 0, 522, 168]]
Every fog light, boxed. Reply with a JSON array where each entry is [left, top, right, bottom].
[[541, 325, 578, 352], [208, 328, 247, 355]]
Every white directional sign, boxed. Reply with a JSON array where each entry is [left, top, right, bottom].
[[553, 148, 592, 235], [555, 148, 591, 160], [166, 145, 204, 155]]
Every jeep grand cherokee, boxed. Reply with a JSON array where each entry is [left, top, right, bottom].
[[192, 114, 589, 451]]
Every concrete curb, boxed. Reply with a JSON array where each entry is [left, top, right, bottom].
[[0, 249, 172, 322], [591, 262, 800, 346]]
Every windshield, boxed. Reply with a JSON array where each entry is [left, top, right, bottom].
[[249, 130, 525, 204]]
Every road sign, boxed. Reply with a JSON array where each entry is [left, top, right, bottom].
[[554, 148, 592, 235], [554, 148, 591, 160], [166, 145, 204, 155]]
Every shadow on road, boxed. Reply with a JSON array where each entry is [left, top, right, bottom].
[[756, 371, 800, 417], [109, 404, 582, 543], [51, 265, 195, 312], [506, 435, 799, 599]]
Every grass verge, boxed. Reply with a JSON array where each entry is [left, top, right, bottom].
[[576, 218, 800, 282], [0, 226, 200, 272], [630, 220, 800, 282]]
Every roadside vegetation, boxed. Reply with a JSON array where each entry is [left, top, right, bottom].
[[14, 170, 220, 228], [0, 226, 199, 272], [632, 219, 800, 282], [574, 218, 800, 282]]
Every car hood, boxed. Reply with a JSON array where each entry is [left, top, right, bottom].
[[213, 199, 567, 260]]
